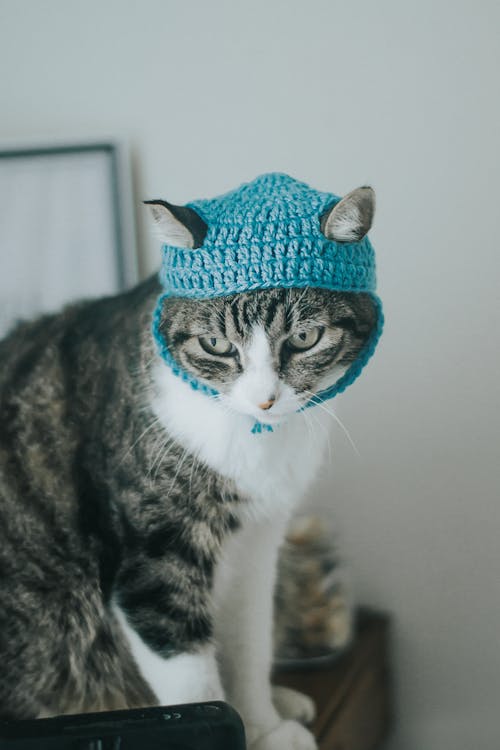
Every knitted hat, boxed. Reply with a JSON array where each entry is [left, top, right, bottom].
[[152, 173, 383, 424]]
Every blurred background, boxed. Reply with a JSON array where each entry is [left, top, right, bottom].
[[1, 1, 499, 748]]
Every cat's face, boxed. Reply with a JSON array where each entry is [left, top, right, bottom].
[[158, 288, 376, 425]]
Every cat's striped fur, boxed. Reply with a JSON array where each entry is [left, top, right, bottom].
[[0, 273, 375, 739]]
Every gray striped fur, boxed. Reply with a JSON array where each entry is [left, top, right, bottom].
[[0, 275, 375, 719]]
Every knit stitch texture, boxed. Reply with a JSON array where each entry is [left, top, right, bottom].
[[153, 173, 384, 424], [160, 172, 377, 298]]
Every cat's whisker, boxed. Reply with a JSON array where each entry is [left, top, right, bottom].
[[118, 416, 162, 466], [288, 286, 310, 322], [147, 435, 167, 478], [302, 389, 360, 458], [187, 445, 205, 504], [144, 352, 160, 370], [188, 452, 198, 502], [152, 439, 180, 482], [146, 430, 167, 475], [149, 435, 178, 481], [150, 445, 170, 483], [164, 446, 192, 504], [306, 404, 333, 464], [128, 352, 158, 379], [299, 403, 315, 447]]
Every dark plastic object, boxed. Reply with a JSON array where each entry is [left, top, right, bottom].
[[0, 701, 246, 750]]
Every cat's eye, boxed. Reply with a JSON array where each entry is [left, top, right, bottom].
[[198, 335, 236, 356], [286, 326, 324, 352]]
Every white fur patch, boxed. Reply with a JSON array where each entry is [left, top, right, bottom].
[[212, 516, 287, 742], [124, 345, 335, 740], [151, 357, 329, 520], [229, 327, 280, 417], [112, 603, 224, 705]]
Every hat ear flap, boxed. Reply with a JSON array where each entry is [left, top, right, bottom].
[[321, 186, 375, 242], [144, 200, 208, 248]]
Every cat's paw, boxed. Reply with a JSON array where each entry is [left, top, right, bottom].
[[272, 685, 316, 724], [249, 719, 317, 750]]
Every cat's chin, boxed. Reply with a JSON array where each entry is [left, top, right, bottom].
[[252, 413, 290, 427], [217, 395, 295, 425], [234, 408, 295, 427]]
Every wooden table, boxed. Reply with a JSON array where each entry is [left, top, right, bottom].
[[273, 609, 392, 750]]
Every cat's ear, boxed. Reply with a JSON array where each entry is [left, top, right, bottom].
[[320, 186, 375, 242], [144, 200, 208, 249]]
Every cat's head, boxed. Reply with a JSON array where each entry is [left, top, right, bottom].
[[148, 182, 378, 425], [155, 287, 376, 425]]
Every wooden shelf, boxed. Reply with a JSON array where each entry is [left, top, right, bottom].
[[272, 609, 393, 750]]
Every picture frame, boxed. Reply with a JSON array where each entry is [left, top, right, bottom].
[[0, 140, 138, 337]]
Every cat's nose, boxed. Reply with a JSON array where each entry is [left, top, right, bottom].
[[258, 396, 276, 411]]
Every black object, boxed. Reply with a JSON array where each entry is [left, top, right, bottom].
[[0, 702, 246, 750]]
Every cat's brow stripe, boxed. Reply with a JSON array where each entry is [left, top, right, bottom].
[[230, 299, 244, 337], [264, 295, 280, 329], [240, 299, 252, 330]]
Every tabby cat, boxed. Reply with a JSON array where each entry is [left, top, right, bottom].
[[0, 177, 378, 750]]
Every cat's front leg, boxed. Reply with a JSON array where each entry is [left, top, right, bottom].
[[113, 553, 224, 707], [213, 516, 317, 750], [114, 606, 224, 706]]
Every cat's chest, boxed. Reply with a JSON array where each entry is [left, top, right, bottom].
[[152, 366, 328, 516]]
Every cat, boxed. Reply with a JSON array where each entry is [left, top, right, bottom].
[[0, 175, 379, 750]]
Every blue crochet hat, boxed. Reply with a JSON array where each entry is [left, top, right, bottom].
[[152, 173, 383, 425]]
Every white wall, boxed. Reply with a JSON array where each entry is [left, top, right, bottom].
[[1, 2, 499, 748]]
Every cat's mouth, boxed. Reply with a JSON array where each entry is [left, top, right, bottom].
[[225, 404, 287, 426], [238, 400, 303, 426], [221, 384, 310, 425]]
